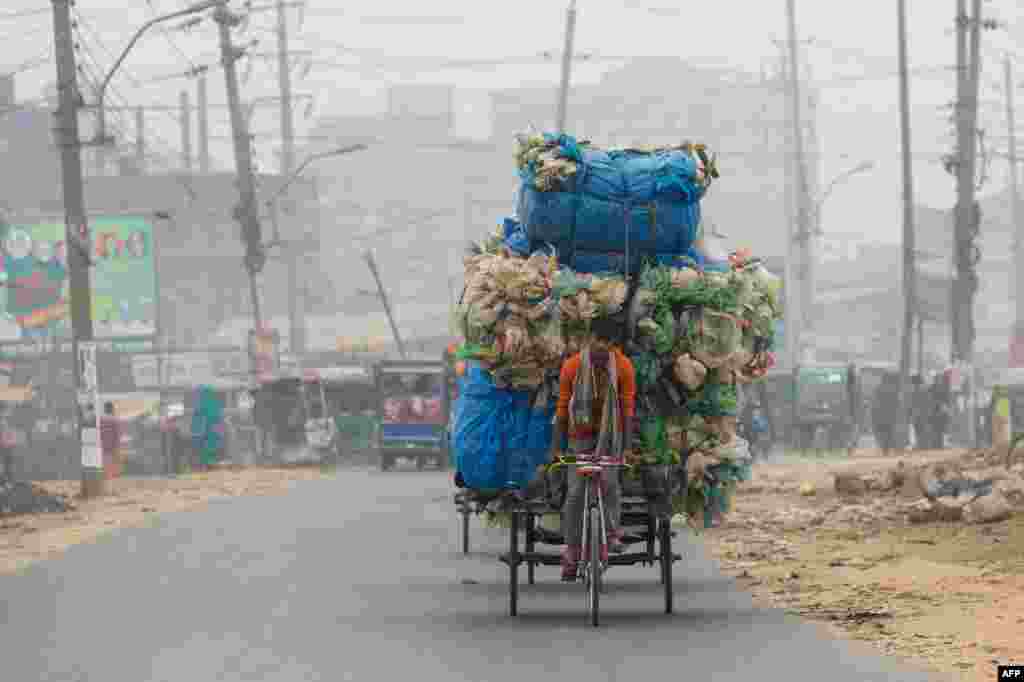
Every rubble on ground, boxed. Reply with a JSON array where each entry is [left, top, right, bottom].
[[0, 477, 73, 517]]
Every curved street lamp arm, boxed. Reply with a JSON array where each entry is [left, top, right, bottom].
[[97, 0, 225, 137], [269, 144, 368, 203]]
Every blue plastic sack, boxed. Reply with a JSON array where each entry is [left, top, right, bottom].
[[453, 363, 552, 491], [516, 134, 706, 268], [519, 189, 702, 256], [501, 217, 531, 256]]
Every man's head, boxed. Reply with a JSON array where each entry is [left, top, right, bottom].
[[588, 317, 622, 363], [104, 401, 115, 416]]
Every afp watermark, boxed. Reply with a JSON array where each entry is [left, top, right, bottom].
[[998, 666, 1024, 679]]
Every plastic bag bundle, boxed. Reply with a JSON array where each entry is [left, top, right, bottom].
[[514, 132, 718, 276], [456, 247, 561, 389], [453, 362, 554, 491]]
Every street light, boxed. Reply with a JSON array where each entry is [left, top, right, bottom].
[[93, 0, 225, 147], [267, 144, 369, 207], [811, 160, 875, 236], [264, 144, 368, 356]]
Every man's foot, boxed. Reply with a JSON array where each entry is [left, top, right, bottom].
[[561, 546, 580, 582]]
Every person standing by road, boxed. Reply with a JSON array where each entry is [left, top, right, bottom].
[[0, 404, 17, 480], [910, 375, 930, 450], [191, 386, 225, 471], [927, 374, 952, 450], [100, 401, 123, 480], [550, 317, 637, 582], [871, 372, 902, 456]]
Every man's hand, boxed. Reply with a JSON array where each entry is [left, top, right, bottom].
[[623, 449, 639, 464], [550, 448, 563, 463]]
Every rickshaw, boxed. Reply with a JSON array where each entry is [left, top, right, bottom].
[[300, 364, 378, 463], [374, 359, 452, 471]]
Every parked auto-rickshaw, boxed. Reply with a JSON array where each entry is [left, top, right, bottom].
[[791, 363, 860, 451], [253, 373, 308, 461], [301, 364, 378, 461], [374, 359, 451, 471]]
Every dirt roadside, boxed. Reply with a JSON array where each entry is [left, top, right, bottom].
[[0, 466, 334, 576], [701, 448, 1024, 682]]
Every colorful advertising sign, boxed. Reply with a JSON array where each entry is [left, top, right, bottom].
[[0, 216, 156, 341]]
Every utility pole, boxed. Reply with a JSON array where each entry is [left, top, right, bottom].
[[555, 0, 577, 134], [179, 90, 192, 173], [197, 73, 211, 173], [897, 0, 917, 445], [135, 106, 146, 173], [1006, 56, 1024, 367], [277, 0, 295, 176], [276, 0, 303, 355], [785, 0, 813, 365], [953, 0, 983, 445], [51, 0, 102, 498], [215, 3, 265, 341]]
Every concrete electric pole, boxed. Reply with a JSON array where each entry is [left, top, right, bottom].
[[1005, 56, 1024, 366], [215, 3, 266, 341], [785, 0, 813, 367], [180, 90, 192, 173], [555, 0, 577, 134], [197, 73, 211, 173], [953, 0, 983, 444], [51, 0, 103, 498], [897, 0, 918, 442], [135, 106, 146, 173], [276, 0, 304, 356]]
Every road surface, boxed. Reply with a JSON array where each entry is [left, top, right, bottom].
[[0, 469, 947, 681]]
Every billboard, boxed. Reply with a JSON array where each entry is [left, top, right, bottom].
[[0, 216, 156, 341]]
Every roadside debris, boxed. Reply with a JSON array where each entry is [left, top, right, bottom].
[[0, 477, 72, 517]]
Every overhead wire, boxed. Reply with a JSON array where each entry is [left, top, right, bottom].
[[143, 0, 202, 73]]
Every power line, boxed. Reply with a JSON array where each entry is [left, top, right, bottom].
[[144, 0, 201, 73], [0, 8, 49, 21]]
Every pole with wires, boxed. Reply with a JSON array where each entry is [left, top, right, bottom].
[[555, 0, 577, 134], [51, 0, 103, 498], [897, 0, 917, 446], [1005, 56, 1024, 368]]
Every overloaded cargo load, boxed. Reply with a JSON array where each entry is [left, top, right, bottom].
[[450, 130, 781, 531], [510, 133, 718, 275]]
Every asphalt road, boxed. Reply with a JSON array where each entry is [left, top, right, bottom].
[[0, 468, 949, 682]]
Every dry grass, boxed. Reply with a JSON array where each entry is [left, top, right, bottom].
[[706, 448, 1024, 682]]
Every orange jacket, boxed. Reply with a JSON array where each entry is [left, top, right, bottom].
[[555, 348, 636, 433]]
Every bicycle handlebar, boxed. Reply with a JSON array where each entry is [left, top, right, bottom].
[[548, 454, 635, 472]]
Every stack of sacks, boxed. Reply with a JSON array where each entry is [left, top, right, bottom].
[[513, 132, 718, 276], [453, 129, 785, 533]]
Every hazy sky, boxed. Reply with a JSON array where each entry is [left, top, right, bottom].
[[3, 0, 1023, 247]]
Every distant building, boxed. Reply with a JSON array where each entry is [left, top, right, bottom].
[[0, 94, 322, 350]]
